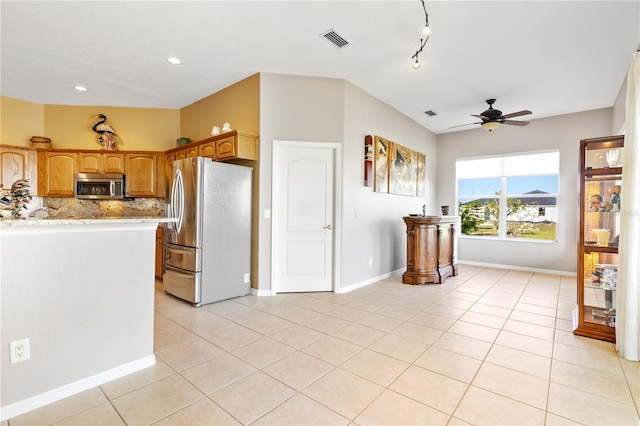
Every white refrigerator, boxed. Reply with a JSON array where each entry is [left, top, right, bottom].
[[164, 157, 252, 307]]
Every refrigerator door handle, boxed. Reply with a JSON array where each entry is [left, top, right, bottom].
[[171, 168, 185, 234], [164, 264, 196, 279], [166, 247, 196, 256]]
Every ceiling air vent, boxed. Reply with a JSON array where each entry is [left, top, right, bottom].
[[320, 29, 350, 49], [424, 110, 437, 117]]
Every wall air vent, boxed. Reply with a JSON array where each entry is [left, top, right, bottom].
[[424, 110, 437, 117], [320, 29, 350, 49]]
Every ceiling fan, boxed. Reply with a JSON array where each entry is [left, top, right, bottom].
[[450, 99, 532, 131]]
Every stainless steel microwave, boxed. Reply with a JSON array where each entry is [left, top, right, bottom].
[[74, 173, 126, 199]]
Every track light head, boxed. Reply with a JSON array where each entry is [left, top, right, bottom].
[[411, 0, 431, 69]]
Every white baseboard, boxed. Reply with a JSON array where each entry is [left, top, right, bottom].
[[457, 260, 576, 277], [337, 268, 405, 294], [251, 287, 273, 297], [0, 355, 156, 422]]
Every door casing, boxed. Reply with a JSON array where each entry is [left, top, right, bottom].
[[271, 140, 342, 295]]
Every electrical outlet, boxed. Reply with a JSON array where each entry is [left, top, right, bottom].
[[243, 273, 251, 283], [368, 257, 373, 266], [10, 338, 30, 364]]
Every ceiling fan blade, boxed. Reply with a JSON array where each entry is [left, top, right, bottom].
[[448, 122, 481, 129], [501, 110, 532, 119], [471, 114, 488, 121], [502, 120, 530, 126]]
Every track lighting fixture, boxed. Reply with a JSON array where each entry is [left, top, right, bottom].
[[411, 0, 431, 69]]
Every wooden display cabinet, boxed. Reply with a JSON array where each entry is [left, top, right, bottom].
[[403, 215, 458, 285], [574, 135, 624, 342]]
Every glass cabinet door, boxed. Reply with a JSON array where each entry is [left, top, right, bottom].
[[575, 135, 623, 342]]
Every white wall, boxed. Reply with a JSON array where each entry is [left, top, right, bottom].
[[258, 74, 346, 292], [258, 74, 438, 292], [0, 222, 157, 418], [612, 74, 628, 135], [341, 81, 437, 287], [437, 108, 613, 273]]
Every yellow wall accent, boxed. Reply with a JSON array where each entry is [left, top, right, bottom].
[[2, 74, 258, 151], [44, 105, 180, 151], [0, 96, 45, 147], [180, 73, 260, 142]]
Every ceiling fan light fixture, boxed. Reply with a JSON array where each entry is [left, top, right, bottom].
[[481, 121, 501, 131]]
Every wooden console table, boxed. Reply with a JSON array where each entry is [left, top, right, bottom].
[[402, 215, 458, 285]]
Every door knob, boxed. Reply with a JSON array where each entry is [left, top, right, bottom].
[[323, 224, 333, 230]]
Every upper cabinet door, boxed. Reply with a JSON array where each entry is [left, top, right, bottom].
[[125, 153, 157, 197], [185, 146, 198, 158], [78, 152, 125, 174], [1, 146, 37, 191], [102, 153, 125, 174], [198, 142, 215, 159], [215, 136, 237, 161], [39, 151, 77, 196], [78, 152, 101, 173]]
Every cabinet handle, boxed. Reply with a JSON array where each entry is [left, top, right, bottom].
[[323, 224, 333, 230]]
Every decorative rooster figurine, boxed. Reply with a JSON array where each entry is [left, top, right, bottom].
[[92, 114, 119, 150]]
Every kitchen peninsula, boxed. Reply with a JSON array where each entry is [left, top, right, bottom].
[[0, 217, 174, 420]]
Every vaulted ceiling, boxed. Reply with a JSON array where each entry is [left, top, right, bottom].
[[2, 1, 638, 134]]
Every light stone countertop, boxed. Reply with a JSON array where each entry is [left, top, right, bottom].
[[0, 217, 176, 227]]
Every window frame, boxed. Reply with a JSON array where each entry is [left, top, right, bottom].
[[455, 150, 560, 242]]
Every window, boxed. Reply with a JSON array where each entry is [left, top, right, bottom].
[[456, 150, 559, 241]]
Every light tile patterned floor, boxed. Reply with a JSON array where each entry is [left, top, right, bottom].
[[6, 265, 640, 425]]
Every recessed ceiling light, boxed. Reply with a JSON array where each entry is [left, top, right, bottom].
[[74, 86, 88, 92], [166, 57, 181, 65]]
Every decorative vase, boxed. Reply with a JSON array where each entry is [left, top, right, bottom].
[[593, 229, 611, 246]]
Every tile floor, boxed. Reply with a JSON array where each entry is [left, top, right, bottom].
[[5, 265, 640, 425]]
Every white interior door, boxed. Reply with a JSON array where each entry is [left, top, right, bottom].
[[273, 141, 337, 293]]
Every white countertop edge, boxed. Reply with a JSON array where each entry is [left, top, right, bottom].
[[0, 217, 175, 226], [0, 217, 176, 235]]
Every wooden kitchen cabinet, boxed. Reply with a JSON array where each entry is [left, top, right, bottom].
[[37, 150, 77, 196], [155, 226, 164, 279], [78, 152, 125, 174], [198, 141, 215, 158], [125, 153, 158, 197], [165, 152, 176, 187], [215, 131, 256, 161], [185, 146, 198, 158], [1, 145, 37, 192], [402, 215, 458, 285], [164, 130, 257, 163]]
